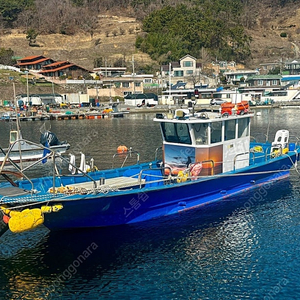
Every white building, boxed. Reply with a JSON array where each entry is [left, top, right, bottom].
[[224, 70, 260, 85], [160, 55, 202, 89]]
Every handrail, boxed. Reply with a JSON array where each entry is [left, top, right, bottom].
[[201, 159, 215, 175], [233, 152, 251, 170], [264, 146, 272, 160], [0, 139, 40, 193], [248, 151, 257, 165], [289, 135, 300, 147], [52, 152, 98, 191], [112, 148, 140, 168], [154, 146, 163, 161], [138, 166, 171, 188], [0, 138, 98, 192]]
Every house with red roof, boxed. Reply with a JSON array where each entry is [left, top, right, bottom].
[[39, 61, 90, 78], [16, 55, 54, 70], [16, 56, 91, 78]]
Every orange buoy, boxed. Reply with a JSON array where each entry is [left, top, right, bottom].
[[3, 214, 10, 224], [117, 145, 128, 153]]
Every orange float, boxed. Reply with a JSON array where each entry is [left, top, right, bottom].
[[117, 145, 128, 153]]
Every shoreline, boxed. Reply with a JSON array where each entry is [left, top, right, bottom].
[[1, 101, 300, 119]]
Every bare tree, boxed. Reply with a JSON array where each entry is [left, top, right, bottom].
[[17, 10, 34, 31], [119, 28, 126, 36], [80, 8, 98, 39], [34, 0, 81, 34], [198, 47, 211, 71], [187, 74, 200, 88]]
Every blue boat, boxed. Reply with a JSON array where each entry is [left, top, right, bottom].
[[0, 105, 299, 234]]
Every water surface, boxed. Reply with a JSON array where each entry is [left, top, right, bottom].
[[0, 109, 300, 299]]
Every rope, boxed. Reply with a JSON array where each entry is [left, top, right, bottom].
[[0, 194, 65, 211]]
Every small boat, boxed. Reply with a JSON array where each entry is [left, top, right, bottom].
[[110, 102, 129, 117], [0, 102, 299, 234], [0, 129, 70, 165]]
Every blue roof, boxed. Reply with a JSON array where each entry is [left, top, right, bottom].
[[281, 76, 300, 81]]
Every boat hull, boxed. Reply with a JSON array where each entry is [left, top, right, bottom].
[[0, 144, 69, 164], [41, 153, 297, 230]]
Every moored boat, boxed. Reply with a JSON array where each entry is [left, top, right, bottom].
[[0, 103, 299, 234], [0, 129, 70, 165]]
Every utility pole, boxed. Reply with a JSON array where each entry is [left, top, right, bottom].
[[169, 62, 171, 105], [132, 55, 135, 95]]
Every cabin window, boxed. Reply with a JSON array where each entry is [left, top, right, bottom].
[[10, 131, 18, 143], [211, 121, 222, 143], [192, 123, 208, 145], [225, 119, 236, 140], [238, 118, 249, 138], [161, 122, 191, 144]]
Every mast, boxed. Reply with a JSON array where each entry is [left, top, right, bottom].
[[13, 82, 23, 169]]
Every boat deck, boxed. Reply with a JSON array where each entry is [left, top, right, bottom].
[[0, 186, 31, 197], [65, 176, 145, 190]]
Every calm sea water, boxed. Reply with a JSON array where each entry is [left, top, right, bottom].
[[0, 109, 300, 299]]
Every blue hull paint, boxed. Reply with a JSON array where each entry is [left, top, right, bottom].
[[0, 148, 298, 231], [1, 111, 299, 233], [40, 152, 297, 230]]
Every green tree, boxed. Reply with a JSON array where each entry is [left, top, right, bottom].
[[137, 2, 250, 64], [26, 28, 38, 46], [0, 0, 34, 26], [0, 47, 14, 65]]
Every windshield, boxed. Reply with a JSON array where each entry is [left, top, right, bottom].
[[161, 122, 192, 144]]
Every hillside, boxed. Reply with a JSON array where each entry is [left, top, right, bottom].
[[245, 3, 300, 66], [1, 5, 300, 75], [0, 13, 152, 71]]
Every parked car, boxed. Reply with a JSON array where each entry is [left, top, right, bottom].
[[210, 98, 227, 105]]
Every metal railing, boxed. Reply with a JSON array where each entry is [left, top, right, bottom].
[[233, 152, 252, 170], [0, 138, 97, 193], [112, 148, 140, 168]]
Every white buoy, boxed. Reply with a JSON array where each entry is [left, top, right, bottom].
[[68, 154, 76, 175], [78, 152, 86, 174]]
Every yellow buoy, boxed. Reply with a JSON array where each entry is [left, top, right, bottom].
[[9, 208, 44, 233], [177, 170, 188, 183]]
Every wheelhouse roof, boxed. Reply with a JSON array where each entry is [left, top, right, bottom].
[[154, 112, 253, 124]]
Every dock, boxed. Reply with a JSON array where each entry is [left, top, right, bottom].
[[0, 111, 124, 121]]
